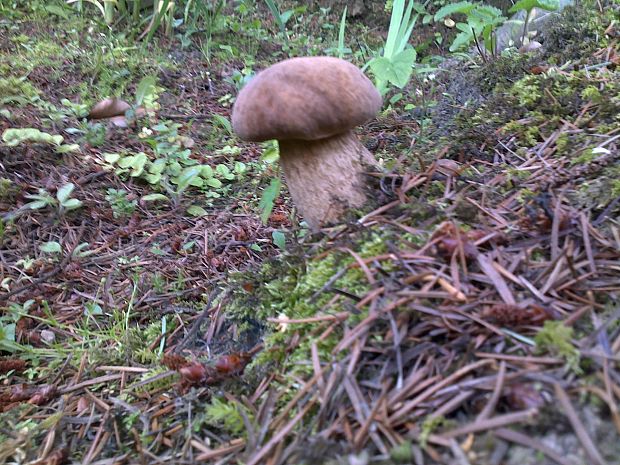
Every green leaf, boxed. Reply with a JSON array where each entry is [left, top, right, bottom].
[[66, 0, 105, 16], [135, 76, 157, 106], [40, 241, 62, 253], [509, 0, 559, 13], [130, 152, 148, 177], [56, 144, 80, 154], [259, 178, 281, 224], [103, 152, 120, 164], [449, 30, 474, 51], [175, 166, 202, 193], [384, 0, 406, 58], [187, 205, 208, 217], [142, 193, 169, 202], [369, 48, 417, 89], [144, 173, 162, 184], [434, 1, 475, 21], [205, 178, 222, 188], [337, 6, 347, 58], [216, 164, 234, 180], [260, 142, 280, 163], [45, 4, 70, 19], [56, 183, 76, 203], [201, 165, 215, 178], [149, 158, 166, 174], [72, 242, 92, 257], [2, 128, 63, 147], [280, 10, 294, 26], [182, 241, 195, 251], [234, 161, 247, 174], [212, 114, 233, 136], [27, 199, 50, 210], [1, 323, 16, 343], [272, 230, 286, 251], [62, 198, 83, 210]]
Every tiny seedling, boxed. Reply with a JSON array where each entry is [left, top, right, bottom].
[[106, 188, 137, 218], [25, 183, 83, 215]]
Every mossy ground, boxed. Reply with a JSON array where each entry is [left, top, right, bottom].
[[1, 0, 619, 464]]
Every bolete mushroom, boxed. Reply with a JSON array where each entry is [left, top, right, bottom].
[[232, 56, 382, 230]]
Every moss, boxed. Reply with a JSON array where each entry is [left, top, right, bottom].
[[419, 415, 449, 448], [535, 321, 581, 373], [201, 396, 253, 436], [543, 0, 617, 64], [570, 148, 598, 165], [0, 77, 40, 102]]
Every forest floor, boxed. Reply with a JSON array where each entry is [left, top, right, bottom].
[[1, 1, 620, 464]]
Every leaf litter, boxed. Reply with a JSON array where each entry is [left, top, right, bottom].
[[1, 2, 620, 465]]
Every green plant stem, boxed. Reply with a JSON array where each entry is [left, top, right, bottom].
[[521, 9, 531, 46], [471, 27, 487, 63]]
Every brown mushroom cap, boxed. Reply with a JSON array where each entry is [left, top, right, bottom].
[[232, 57, 382, 142]]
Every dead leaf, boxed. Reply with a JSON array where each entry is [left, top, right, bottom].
[[482, 303, 556, 327]]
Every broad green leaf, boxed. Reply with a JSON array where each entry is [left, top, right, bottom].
[[280, 10, 294, 25], [56, 183, 76, 203], [187, 205, 208, 217], [216, 164, 234, 180], [176, 166, 202, 193], [272, 230, 286, 251], [144, 173, 162, 184], [205, 178, 222, 188], [260, 143, 280, 163], [201, 165, 215, 178], [234, 161, 247, 174], [130, 152, 148, 177], [190, 177, 204, 187], [62, 198, 83, 210], [40, 241, 62, 253], [103, 152, 120, 164], [472, 4, 504, 20], [149, 158, 167, 174], [141, 193, 169, 202], [509, 0, 559, 13], [2, 128, 63, 147], [56, 144, 80, 154], [434, 1, 475, 21], [450, 30, 475, 51], [1, 323, 16, 343], [259, 178, 281, 224], [27, 200, 51, 210], [369, 48, 417, 89]]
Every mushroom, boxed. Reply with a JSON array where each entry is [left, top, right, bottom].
[[232, 56, 382, 230]]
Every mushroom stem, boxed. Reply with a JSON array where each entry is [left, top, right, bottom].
[[279, 130, 376, 230]]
